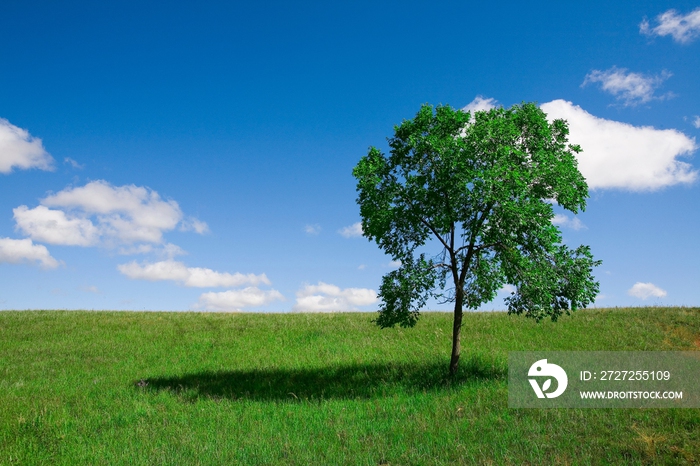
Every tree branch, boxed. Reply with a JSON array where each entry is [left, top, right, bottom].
[[456, 202, 494, 290], [420, 218, 451, 252], [453, 203, 494, 255], [473, 241, 504, 252], [458, 241, 475, 289]]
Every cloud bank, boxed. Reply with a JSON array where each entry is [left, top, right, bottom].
[[540, 100, 697, 191], [293, 282, 378, 312], [197, 287, 285, 311], [118, 260, 270, 288], [14, 180, 208, 248], [0, 237, 59, 269], [0, 118, 54, 174], [461, 95, 698, 190], [119, 259, 282, 311]]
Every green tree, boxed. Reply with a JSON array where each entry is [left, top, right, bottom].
[[353, 103, 601, 375]]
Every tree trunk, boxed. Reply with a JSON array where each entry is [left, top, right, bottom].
[[449, 290, 464, 376]]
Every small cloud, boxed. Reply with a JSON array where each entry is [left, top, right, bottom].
[[582, 67, 672, 106], [0, 118, 54, 174], [693, 116, 700, 129], [628, 282, 667, 299], [293, 281, 378, 312], [180, 217, 209, 234], [462, 96, 498, 113], [64, 157, 84, 169], [640, 8, 700, 44], [387, 260, 402, 268], [499, 284, 516, 294], [338, 222, 363, 238], [552, 214, 586, 230], [197, 287, 285, 311], [304, 224, 321, 235], [0, 237, 60, 269], [358, 264, 366, 270]]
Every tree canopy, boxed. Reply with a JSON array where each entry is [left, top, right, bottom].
[[353, 102, 601, 374]]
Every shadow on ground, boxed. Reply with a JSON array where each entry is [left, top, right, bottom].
[[138, 354, 506, 402]]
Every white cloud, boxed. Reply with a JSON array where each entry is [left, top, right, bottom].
[[388, 260, 402, 268], [640, 8, 700, 44], [185, 267, 269, 288], [304, 224, 321, 235], [118, 260, 189, 282], [13, 205, 99, 246], [13, 180, 207, 248], [552, 214, 586, 230], [499, 284, 516, 294], [293, 281, 378, 312], [41, 181, 182, 243], [540, 100, 698, 191], [628, 282, 667, 299], [358, 264, 366, 270], [64, 157, 84, 169], [582, 67, 672, 106], [117, 260, 270, 288], [338, 222, 363, 238], [462, 96, 497, 113], [0, 118, 54, 174], [197, 287, 285, 311], [0, 237, 59, 269], [180, 217, 209, 234], [693, 116, 700, 129]]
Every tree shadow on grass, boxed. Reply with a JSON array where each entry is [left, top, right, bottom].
[[138, 354, 506, 402]]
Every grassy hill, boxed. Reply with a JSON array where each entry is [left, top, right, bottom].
[[1, 307, 698, 464]]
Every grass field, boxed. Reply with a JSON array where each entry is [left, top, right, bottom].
[[0, 307, 699, 465]]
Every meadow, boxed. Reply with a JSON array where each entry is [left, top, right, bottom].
[[0, 307, 698, 465]]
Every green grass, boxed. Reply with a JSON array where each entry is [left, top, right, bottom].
[[0, 307, 698, 465]]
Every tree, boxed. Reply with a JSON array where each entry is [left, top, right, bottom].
[[353, 102, 601, 375]]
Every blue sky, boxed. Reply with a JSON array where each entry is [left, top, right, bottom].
[[1, 1, 699, 312]]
